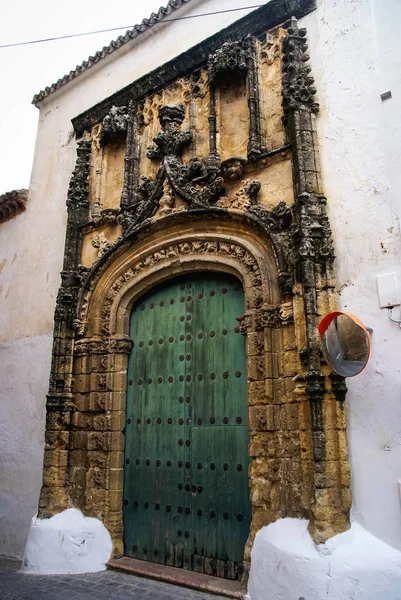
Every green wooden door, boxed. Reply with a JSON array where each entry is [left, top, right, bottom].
[[123, 273, 251, 579]]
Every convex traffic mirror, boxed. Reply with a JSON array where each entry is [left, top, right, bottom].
[[318, 312, 371, 377]]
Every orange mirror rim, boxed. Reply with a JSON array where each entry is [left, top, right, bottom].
[[318, 311, 371, 376]]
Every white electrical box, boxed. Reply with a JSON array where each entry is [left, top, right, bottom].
[[376, 272, 400, 308]]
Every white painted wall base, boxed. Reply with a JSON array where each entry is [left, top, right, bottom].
[[22, 508, 112, 574], [247, 518, 401, 600]]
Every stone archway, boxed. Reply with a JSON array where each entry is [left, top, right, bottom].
[[67, 217, 298, 565], [39, 212, 351, 579]]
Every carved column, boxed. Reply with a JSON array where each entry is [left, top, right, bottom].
[[245, 35, 264, 161], [282, 17, 351, 541], [120, 102, 139, 210], [39, 137, 92, 517]]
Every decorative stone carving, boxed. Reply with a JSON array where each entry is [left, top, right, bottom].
[[79, 239, 263, 337], [228, 179, 261, 210], [144, 104, 225, 210], [329, 373, 347, 404], [237, 304, 282, 335], [282, 17, 318, 113], [279, 301, 294, 324], [66, 140, 91, 209], [100, 106, 128, 145], [220, 158, 246, 181], [158, 180, 174, 215], [260, 29, 281, 66], [247, 199, 292, 232], [208, 41, 247, 83], [92, 233, 113, 258]]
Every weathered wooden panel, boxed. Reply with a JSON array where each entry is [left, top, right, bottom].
[[123, 273, 251, 578]]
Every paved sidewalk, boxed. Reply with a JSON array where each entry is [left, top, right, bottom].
[[0, 558, 229, 600]]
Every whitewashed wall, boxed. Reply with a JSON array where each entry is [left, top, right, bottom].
[[305, 0, 401, 551], [2, 0, 401, 562]]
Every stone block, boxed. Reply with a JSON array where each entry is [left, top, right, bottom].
[[104, 511, 123, 537], [249, 406, 267, 431], [299, 430, 313, 459], [251, 478, 272, 507], [279, 350, 299, 378], [91, 372, 112, 393], [246, 332, 263, 356], [111, 411, 125, 431], [265, 405, 280, 430], [280, 403, 299, 430], [335, 402, 347, 429], [110, 489, 123, 511], [276, 431, 300, 458], [39, 486, 68, 511], [87, 451, 109, 469], [110, 451, 124, 469], [45, 431, 69, 451], [248, 380, 268, 405], [248, 355, 265, 382], [43, 466, 67, 488], [90, 354, 111, 373], [70, 431, 88, 450], [249, 433, 276, 458], [73, 373, 90, 393], [43, 450, 68, 468], [109, 468, 124, 491], [69, 449, 88, 466], [114, 353, 128, 372], [71, 411, 90, 429], [324, 429, 340, 461], [298, 400, 311, 429], [264, 352, 279, 379], [88, 432, 111, 451], [323, 398, 339, 430], [74, 394, 90, 411], [109, 370, 128, 392], [69, 466, 87, 487], [111, 431, 125, 451], [282, 325, 297, 351], [87, 467, 108, 489], [73, 355, 91, 375], [85, 488, 107, 514], [92, 414, 110, 432], [338, 430, 349, 461], [46, 411, 71, 431], [89, 391, 112, 411]]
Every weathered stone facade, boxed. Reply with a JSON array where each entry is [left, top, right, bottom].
[[39, 3, 351, 576]]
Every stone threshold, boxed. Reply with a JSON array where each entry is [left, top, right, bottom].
[[107, 557, 245, 598]]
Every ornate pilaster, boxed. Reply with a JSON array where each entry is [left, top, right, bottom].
[[282, 17, 350, 541], [39, 137, 92, 518]]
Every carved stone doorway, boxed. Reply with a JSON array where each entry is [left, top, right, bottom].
[[123, 272, 251, 580]]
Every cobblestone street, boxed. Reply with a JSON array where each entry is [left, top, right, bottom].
[[0, 558, 230, 600]]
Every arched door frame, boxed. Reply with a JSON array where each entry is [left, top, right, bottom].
[[47, 215, 310, 578]]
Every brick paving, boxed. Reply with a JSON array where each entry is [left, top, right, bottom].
[[0, 558, 230, 600]]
